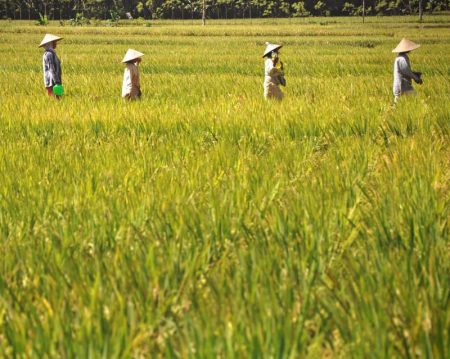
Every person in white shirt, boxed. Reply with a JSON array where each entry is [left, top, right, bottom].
[[122, 49, 144, 100], [263, 43, 285, 100], [392, 38, 423, 103]]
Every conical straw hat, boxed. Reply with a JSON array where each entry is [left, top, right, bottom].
[[263, 42, 283, 58], [392, 38, 420, 53], [122, 49, 144, 63], [39, 34, 63, 48]]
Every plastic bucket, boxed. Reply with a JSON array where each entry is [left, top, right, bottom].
[[53, 84, 64, 96]]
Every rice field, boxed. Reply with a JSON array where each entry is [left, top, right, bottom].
[[0, 16, 449, 358]]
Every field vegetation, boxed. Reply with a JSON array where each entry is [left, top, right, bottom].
[[0, 16, 449, 357], [1, 0, 449, 21]]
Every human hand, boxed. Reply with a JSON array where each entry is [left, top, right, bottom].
[[413, 72, 422, 84]]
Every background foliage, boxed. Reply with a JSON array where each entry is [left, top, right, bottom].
[[0, 0, 449, 20]]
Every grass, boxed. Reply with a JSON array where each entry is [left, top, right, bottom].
[[0, 16, 449, 358]]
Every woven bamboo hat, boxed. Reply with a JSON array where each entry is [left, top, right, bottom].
[[39, 34, 63, 48], [263, 42, 282, 58], [392, 38, 420, 53], [122, 49, 144, 63]]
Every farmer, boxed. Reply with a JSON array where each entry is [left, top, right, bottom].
[[39, 34, 63, 98], [263, 42, 286, 100], [392, 38, 423, 102], [122, 49, 144, 100]]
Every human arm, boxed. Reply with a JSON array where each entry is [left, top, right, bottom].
[[398, 57, 422, 84], [265, 58, 283, 77], [122, 66, 132, 97], [43, 52, 56, 86], [413, 71, 423, 84]]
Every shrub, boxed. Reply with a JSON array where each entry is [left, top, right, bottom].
[[36, 13, 48, 26], [70, 12, 89, 26], [108, 9, 120, 26]]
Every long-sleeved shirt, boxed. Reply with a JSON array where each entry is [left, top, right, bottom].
[[393, 53, 420, 97], [122, 63, 141, 98], [42, 48, 62, 88], [263, 58, 284, 100], [264, 58, 283, 87]]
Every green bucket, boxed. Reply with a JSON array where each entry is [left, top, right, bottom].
[[53, 84, 64, 96]]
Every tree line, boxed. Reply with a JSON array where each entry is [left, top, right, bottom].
[[0, 0, 448, 20]]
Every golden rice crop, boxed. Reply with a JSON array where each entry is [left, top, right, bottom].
[[0, 16, 449, 358]]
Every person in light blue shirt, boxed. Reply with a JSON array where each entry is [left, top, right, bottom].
[[392, 38, 423, 102]]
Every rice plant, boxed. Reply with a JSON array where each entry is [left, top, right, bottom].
[[0, 16, 449, 358]]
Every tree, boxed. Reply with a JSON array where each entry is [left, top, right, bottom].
[[418, 0, 423, 21], [183, 0, 201, 19], [342, 1, 355, 14], [3, 0, 448, 20], [14, 0, 24, 19], [375, 0, 388, 14], [41, 0, 49, 16], [279, 0, 290, 16], [24, 0, 33, 19], [58, 0, 71, 19], [202, 0, 205, 24], [235, 0, 250, 18], [314, 0, 325, 15], [362, 0, 365, 22], [262, 0, 276, 17], [292, 1, 310, 16]]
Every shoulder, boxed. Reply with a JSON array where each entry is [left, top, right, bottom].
[[396, 55, 407, 63], [43, 51, 55, 60], [129, 64, 139, 73], [399, 58, 410, 69], [394, 56, 406, 67], [123, 64, 132, 75]]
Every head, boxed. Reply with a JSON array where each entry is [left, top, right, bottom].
[[263, 43, 282, 59], [44, 41, 58, 50], [264, 50, 278, 59], [271, 50, 280, 61], [392, 39, 419, 55], [126, 57, 141, 65]]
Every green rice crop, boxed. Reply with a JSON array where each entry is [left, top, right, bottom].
[[0, 16, 449, 358]]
